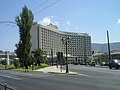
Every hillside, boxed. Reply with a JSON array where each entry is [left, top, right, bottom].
[[92, 42, 120, 52]]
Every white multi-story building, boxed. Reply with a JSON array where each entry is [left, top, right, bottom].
[[31, 23, 91, 64]]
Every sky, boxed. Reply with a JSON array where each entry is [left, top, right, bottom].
[[0, 0, 120, 52]]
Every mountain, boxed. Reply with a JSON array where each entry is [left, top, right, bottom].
[[92, 42, 120, 52]]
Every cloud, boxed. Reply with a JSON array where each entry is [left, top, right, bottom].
[[38, 16, 59, 26], [117, 19, 120, 24], [38, 17, 51, 25], [62, 20, 71, 30]]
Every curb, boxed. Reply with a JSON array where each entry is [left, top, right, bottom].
[[47, 72, 79, 75]]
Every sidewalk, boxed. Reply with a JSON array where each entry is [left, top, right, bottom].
[[35, 66, 79, 75]]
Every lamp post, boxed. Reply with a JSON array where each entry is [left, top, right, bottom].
[[51, 49, 53, 66], [61, 37, 71, 73]]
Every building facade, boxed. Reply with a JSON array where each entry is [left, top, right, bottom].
[[31, 24, 91, 64]]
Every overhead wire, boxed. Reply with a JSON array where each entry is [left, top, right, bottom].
[[0, 23, 17, 37], [0, 0, 61, 25], [0, 0, 61, 51], [34, 0, 61, 15], [0, 21, 16, 24], [0, 0, 61, 36], [32, 0, 49, 11], [0, 26, 10, 37]]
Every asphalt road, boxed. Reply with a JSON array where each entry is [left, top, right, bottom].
[[0, 65, 120, 90]]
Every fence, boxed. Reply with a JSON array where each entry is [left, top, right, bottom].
[[0, 83, 14, 90]]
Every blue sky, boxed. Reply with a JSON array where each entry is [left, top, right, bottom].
[[0, 0, 120, 52]]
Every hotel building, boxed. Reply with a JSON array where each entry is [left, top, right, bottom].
[[31, 23, 91, 64]]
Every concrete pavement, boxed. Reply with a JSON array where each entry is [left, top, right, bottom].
[[35, 65, 79, 75]]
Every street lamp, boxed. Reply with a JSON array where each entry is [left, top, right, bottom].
[[61, 37, 71, 73], [51, 49, 53, 66]]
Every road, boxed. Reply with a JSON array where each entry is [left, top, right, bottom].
[[0, 65, 120, 90]]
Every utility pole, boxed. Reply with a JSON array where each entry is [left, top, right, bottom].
[[84, 36, 86, 65], [60, 52, 62, 72], [107, 30, 111, 64], [65, 40, 69, 73]]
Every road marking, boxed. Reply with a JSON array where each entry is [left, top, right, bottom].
[[0, 74, 22, 80]]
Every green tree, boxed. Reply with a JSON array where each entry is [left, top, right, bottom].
[[34, 48, 44, 66], [13, 59, 20, 68], [15, 5, 34, 69], [43, 55, 49, 64], [15, 43, 24, 67]]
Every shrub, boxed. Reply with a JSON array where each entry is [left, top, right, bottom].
[[13, 59, 20, 68]]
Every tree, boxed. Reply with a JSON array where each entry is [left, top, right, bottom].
[[0, 50, 3, 53], [34, 48, 44, 66], [15, 43, 24, 67], [1, 59, 6, 65], [43, 56, 49, 64], [15, 5, 34, 69], [13, 59, 20, 68]]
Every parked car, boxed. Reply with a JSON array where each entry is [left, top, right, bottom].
[[100, 62, 109, 66], [109, 59, 120, 69], [89, 61, 96, 66], [100, 62, 105, 66]]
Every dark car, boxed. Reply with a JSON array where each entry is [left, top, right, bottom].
[[100, 62, 109, 66], [89, 61, 96, 66], [109, 59, 120, 69]]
